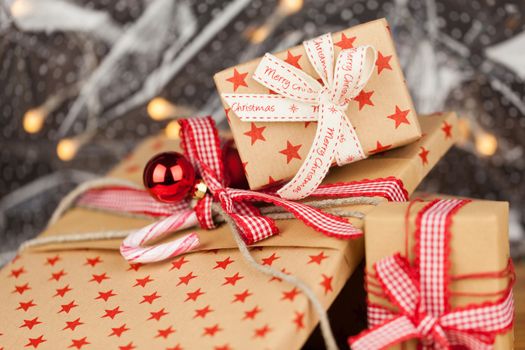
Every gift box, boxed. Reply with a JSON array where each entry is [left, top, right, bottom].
[[0, 112, 454, 349], [214, 18, 421, 193], [351, 198, 514, 349]]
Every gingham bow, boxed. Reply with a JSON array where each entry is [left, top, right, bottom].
[[350, 199, 514, 350], [222, 33, 377, 200]]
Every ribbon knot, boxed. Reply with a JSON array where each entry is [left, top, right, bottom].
[[222, 33, 377, 200]]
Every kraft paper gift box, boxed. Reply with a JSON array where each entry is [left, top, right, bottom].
[[0, 112, 455, 350], [359, 199, 514, 349], [214, 18, 421, 191]]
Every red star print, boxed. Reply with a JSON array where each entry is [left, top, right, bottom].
[[10, 266, 26, 278], [59, 301, 78, 314], [284, 50, 302, 69], [127, 263, 142, 271], [89, 273, 110, 284], [320, 274, 333, 294], [49, 269, 67, 281], [194, 305, 213, 319], [170, 256, 189, 271], [254, 324, 271, 338], [25, 335, 46, 348], [119, 342, 135, 350], [141, 291, 161, 304], [268, 176, 276, 185], [203, 324, 222, 337], [308, 251, 328, 265], [243, 305, 262, 320], [185, 288, 205, 302], [109, 324, 129, 337], [269, 268, 290, 283], [13, 283, 30, 295], [304, 121, 313, 128], [213, 257, 234, 270], [166, 345, 183, 350], [232, 289, 252, 303], [293, 311, 305, 330], [177, 272, 197, 286], [376, 51, 392, 74], [215, 345, 231, 350], [102, 306, 123, 319], [133, 275, 153, 288], [156, 326, 175, 339], [279, 141, 302, 164], [244, 122, 266, 145], [261, 253, 280, 266], [45, 255, 60, 266], [369, 141, 392, 154], [152, 139, 164, 150], [68, 337, 89, 349], [226, 68, 248, 92], [353, 89, 374, 110], [95, 290, 117, 302], [335, 33, 356, 49], [442, 121, 452, 139], [17, 300, 36, 312], [387, 106, 410, 129], [148, 308, 169, 321], [222, 272, 243, 286], [63, 318, 83, 331], [282, 287, 300, 301], [84, 256, 102, 267], [224, 107, 231, 121], [20, 317, 42, 330], [54, 284, 73, 298], [418, 147, 430, 165]]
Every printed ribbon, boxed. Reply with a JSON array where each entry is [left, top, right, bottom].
[[350, 199, 515, 350], [77, 117, 408, 263], [222, 33, 377, 200]]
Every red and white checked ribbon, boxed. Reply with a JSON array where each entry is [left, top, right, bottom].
[[349, 199, 515, 350], [222, 34, 377, 200], [77, 117, 408, 263]]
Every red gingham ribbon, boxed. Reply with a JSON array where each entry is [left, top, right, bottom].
[[79, 117, 409, 263], [349, 199, 515, 350]]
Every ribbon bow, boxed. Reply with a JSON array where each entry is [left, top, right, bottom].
[[114, 117, 408, 263], [222, 33, 377, 200], [350, 199, 514, 350]]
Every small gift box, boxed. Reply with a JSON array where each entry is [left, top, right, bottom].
[[350, 198, 515, 349], [0, 113, 454, 349], [214, 18, 421, 198]]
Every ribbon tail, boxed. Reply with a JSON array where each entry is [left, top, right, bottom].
[[334, 116, 366, 165], [228, 201, 279, 244], [349, 316, 419, 350]]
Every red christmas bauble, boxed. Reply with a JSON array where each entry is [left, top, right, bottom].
[[222, 140, 249, 189], [143, 152, 196, 203]]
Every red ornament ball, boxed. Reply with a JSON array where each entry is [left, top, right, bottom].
[[143, 152, 196, 203], [222, 140, 249, 189]]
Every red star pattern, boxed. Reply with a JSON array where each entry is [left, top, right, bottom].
[[226, 68, 248, 92], [10, 267, 26, 278], [177, 272, 197, 286], [102, 306, 123, 320], [148, 308, 169, 321], [54, 284, 72, 298], [419, 147, 430, 165], [156, 326, 175, 339], [194, 305, 213, 319], [49, 269, 67, 282], [84, 256, 102, 267], [261, 253, 280, 266], [334, 33, 356, 49], [127, 263, 142, 271], [293, 311, 305, 330], [243, 122, 266, 145], [232, 289, 252, 303], [376, 51, 392, 74], [95, 290, 117, 302], [63, 318, 83, 331], [68, 337, 89, 349], [185, 288, 205, 302], [213, 257, 234, 270], [17, 300, 36, 312], [320, 274, 333, 294], [133, 275, 153, 288], [214, 345, 231, 350], [269, 268, 290, 283], [353, 89, 374, 110], [369, 141, 392, 154], [59, 301, 78, 314], [45, 255, 61, 266], [166, 345, 183, 350], [308, 251, 328, 265], [13, 283, 31, 295], [25, 335, 46, 348], [253, 324, 271, 338], [109, 324, 130, 337], [442, 121, 452, 139], [284, 50, 302, 69], [203, 324, 222, 337], [243, 306, 262, 320], [170, 256, 189, 271], [267, 176, 276, 185], [281, 287, 300, 301], [387, 106, 410, 129], [89, 273, 110, 284], [119, 342, 135, 350], [20, 317, 42, 330], [279, 141, 302, 163], [141, 291, 161, 304], [222, 272, 243, 286]]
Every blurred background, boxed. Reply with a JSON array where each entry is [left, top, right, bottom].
[[1, 0, 524, 266]]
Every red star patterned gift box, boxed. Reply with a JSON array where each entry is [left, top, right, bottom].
[[214, 18, 421, 195], [0, 112, 455, 350]]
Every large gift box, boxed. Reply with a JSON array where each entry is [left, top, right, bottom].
[[350, 198, 514, 349], [214, 18, 421, 193], [0, 112, 455, 349]]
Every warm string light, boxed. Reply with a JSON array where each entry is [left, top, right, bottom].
[[249, 25, 271, 44], [165, 120, 181, 139], [147, 97, 177, 121], [278, 0, 303, 15], [475, 132, 498, 156], [56, 138, 80, 161], [23, 108, 46, 134], [10, 0, 31, 17], [456, 118, 471, 146]]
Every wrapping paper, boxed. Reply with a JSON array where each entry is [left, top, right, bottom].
[[214, 18, 421, 190], [0, 112, 455, 349], [364, 199, 514, 349]]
